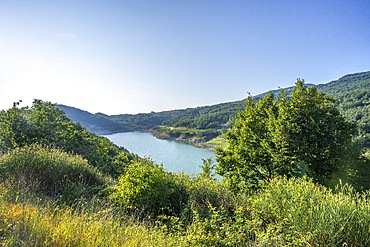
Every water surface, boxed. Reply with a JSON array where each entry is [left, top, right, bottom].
[[104, 132, 216, 174]]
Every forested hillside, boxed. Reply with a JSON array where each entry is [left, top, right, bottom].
[[318, 72, 370, 149], [57, 104, 127, 134], [56, 105, 188, 133], [157, 71, 370, 149], [59, 71, 370, 150]]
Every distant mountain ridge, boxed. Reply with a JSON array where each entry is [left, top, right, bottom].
[[58, 71, 370, 149], [56, 105, 188, 134], [56, 105, 127, 134]]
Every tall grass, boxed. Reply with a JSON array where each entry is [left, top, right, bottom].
[[0, 145, 182, 246], [0, 187, 182, 247], [250, 177, 370, 246]]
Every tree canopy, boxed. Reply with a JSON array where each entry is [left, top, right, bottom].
[[216, 81, 356, 191]]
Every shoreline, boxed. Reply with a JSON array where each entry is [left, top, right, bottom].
[[148, 130, 216, 152]]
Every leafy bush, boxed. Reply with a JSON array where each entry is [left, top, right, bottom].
[[217, 81, 356, 192], [0, 144, 109, 202], [109, 161, 189, 218]]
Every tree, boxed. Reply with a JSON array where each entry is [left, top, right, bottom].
[[0, 105, 30, 152], [216, 80, 355, 191], [200, 157, 216, 179], [276, 80, 355, 182], [216, 92, 282, 191]]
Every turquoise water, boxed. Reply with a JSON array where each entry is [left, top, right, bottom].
[[103, 132, 216, 174]]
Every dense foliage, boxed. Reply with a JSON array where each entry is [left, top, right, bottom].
[[249, 177, 370, 246], [151, 126, 219, 147], [315, 71, 370, 150], [0, 100, 139, 178], [161, 101, 245, 130], [56, 104, 128, 134], [2, 174, 370, 246], [109, 161, 189, 218], [216, 81, 356, 191]]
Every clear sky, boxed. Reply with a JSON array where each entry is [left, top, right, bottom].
[[1, 1, 369, 115]]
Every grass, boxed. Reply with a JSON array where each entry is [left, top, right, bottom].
[[0, 188, 181, 246], [250, 177, 370, 246], [206, 134, 228, 150], [0, 144, 110, 203]]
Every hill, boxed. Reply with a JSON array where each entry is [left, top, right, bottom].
[[59, 71, 370, 149], [56, 105, 191, 134], [56, 104, 128, 134], [318, 71, 370, 149]]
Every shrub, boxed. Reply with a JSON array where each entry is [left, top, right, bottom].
[[0, 144, 109, 202], [109, 161, 189, 218], [0, 100, 138, 178]]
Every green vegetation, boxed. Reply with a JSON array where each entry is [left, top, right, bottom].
[[311, 71, 370, 151], [151, 126, 219, 148], [217, 81, 356, 191], [0, 144, 109, 203], [0, 100, 140, 178], [206, 134, 228, 150], [1, 72, 370, 245], [60, 71, 370, 153], [2, 172, 370, 246], [0, 189, 180, 246], [249, 177, 370, 246], [56, 104, 128, 134], [109, 161, 188, 218]]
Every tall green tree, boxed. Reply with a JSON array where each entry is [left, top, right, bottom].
[[276, 80, 355, 182], [216, 92, 282, 191], [0, 104, 30, 152], [216, 80, 355, 191]]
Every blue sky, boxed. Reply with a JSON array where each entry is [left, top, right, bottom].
[[1, 1, 369, 114]]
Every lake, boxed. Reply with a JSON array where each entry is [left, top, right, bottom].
[[103, 132, 216, 174]]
